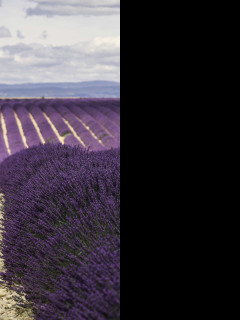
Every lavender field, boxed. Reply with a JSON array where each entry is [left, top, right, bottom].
[[0, 99, 120, 320], [0, 0, 120, 317], [0, 99, 120, 163]]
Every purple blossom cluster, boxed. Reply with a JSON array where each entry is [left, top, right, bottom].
[[0, 144, 120, 320]]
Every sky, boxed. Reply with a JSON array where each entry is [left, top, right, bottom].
[[0, 0, 120, 84]]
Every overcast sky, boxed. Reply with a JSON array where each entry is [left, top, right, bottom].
[[0, 0, 120, 84]]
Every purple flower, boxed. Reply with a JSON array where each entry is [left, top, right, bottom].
[[0, 144, 120, 320]]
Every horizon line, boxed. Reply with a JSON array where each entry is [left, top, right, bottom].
[[0, 80, 120, 86]]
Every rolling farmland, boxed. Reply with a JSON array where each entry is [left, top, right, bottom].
[[0, 98, 120, 163]]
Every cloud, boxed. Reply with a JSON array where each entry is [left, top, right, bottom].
[[26, 0, 120, 16], [0, 26, 12, 38], [0, 36, 120, 84], [40, 30, 48, 39], [17, 30, 25, 39]]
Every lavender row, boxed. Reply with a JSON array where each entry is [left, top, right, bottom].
[[13, 103, 42, 148], [38, 103, 81, 147], [74, 100, 120, 127], [93, 103, 120, 126], [0, 116, 9, 163], [67, 103, 119, 149], [0, 99, 120, 161], [103, 100, 120, 115], [0, 104, 25, 154], [27, 105, 59, 144], [80, 103, 120, 141], [53, 103, 106, 151]]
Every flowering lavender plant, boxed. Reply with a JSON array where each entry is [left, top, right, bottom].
[[0, 144, 120, 320]]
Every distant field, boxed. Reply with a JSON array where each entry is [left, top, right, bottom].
[[0, 81, 120, 98], [0, 98, 120, 163]]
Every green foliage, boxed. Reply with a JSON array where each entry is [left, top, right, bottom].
[[61, 131, 72, 139]]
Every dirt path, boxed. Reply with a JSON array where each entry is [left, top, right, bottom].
[[0, 193, 33, 320]]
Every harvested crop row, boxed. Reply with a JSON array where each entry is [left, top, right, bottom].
[[0, 144, 120, 320]]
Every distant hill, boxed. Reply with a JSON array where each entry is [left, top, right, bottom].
[[0, 81, 120, 98]]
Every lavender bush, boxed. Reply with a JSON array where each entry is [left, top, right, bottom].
[[0, 144, 120, 320]]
